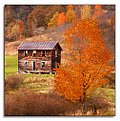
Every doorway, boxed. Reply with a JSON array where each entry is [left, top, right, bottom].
[[33, 61, 35, 70]]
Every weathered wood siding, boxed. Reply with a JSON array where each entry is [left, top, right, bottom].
[[18, 44, 62, 73], [51, 45, 61, 71], [18, 50, 25, 59], [18, 58, 51, 72], [18, 50, 52, 73]]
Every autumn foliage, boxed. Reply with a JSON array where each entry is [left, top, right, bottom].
[[47, 5, 76, 28], [57, 12, 66, 25], [48, 12, 59, 28], [48, 5, 76, 28], [93, 5, 103, 19], [81, 5, 92, 19], [54, 19, 113, 102], [5, 19, 25, 41], [66, 5, 76, 23], [48, 12, 66, 28], [4, 5, 115, 42]]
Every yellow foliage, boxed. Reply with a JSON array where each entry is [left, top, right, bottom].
[[81, 5, 92, 19], [48, 12, 59, 28]]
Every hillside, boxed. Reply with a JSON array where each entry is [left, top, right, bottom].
[[5, 24, 73, 65], [5, 5, 115, 58], [5, 21, 115, 53]]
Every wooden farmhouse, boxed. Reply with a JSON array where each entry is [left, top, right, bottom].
[[17, 41, 62, 74]]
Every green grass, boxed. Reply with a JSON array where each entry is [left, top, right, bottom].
[[5, 55, 18, 78], [24, 73, 54, 79], [101, 88, 115, 103], [89, 87, 115, 116], [102, 88, 115, 115], [92, 87, 115, 103]]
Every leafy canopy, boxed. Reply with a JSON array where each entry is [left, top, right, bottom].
[[54, 19, 113, 102]]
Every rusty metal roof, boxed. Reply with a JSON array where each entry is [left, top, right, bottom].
[[18, 41, 62, 50]]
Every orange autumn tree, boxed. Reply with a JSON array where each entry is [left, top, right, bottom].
[[66, 5, 76, 23], [54, 19, 113, 102], [57, 12, 66, 25], [93, 5, 103, 19]]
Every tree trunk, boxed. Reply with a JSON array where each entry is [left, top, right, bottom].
[[81, 91, 87, 115], [92, 105, 97, 115], [82, 101, 87, 115]]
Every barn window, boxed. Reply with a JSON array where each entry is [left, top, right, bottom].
[[55, 50, 57, 57], [24, 61, 29, 67], [25, 50, 28, 56], [42, 51, 45, 56], [41, 61, 45, 68], [33, 50, 36, 56]]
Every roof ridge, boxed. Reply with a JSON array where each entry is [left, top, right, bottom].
[[21, 41, 58, 44], [18, 41, 60, 50]]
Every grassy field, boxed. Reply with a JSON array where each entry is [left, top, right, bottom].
[[5, 55, 115, 115], [5, 55, 18, 78], [91, 87, 115, 115]]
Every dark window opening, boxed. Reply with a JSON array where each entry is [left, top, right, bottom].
[[33, 53, 36, 57], [42, 51, 45, 56], [25, 61, 29, 67], [33, 50, 36, 57], [33, 61, 35, 70], [55, 50, 57, 57], [41, 62, 45, 68]]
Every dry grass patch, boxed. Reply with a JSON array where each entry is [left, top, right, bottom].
[[5, 73, 24, 92], [5, 88, 111, 116]]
